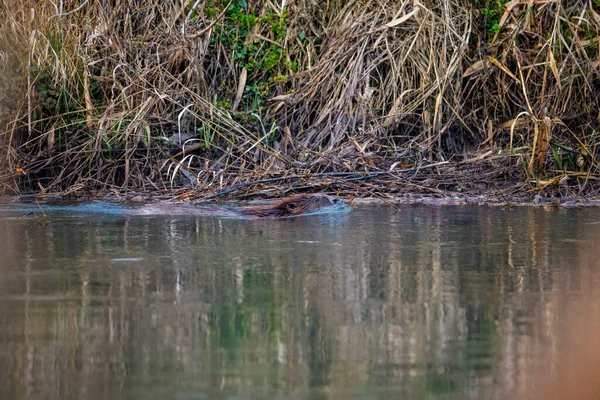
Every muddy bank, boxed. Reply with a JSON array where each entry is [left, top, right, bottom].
[[351, 195, 600, 208], [10, 153, 600, 208]]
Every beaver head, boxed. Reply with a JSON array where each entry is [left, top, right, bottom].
[[239, 194, 345, 219]]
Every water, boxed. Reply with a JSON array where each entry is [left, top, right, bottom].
[[1, 201, 600, 400]]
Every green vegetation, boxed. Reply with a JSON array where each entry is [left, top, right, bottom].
[[473, 0, 511, 36], [200, 0, 295, 112], [1, 0, 599, 198]]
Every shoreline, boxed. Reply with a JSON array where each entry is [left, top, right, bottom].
[[7, 191, 600, 208]]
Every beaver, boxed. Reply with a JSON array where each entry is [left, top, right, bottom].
[[239, 194, 345, 218], [135, 193, 348, 219]]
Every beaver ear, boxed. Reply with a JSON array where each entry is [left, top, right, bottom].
[[286, 202, 297, 210]]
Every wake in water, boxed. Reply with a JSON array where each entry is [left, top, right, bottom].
[[0, 195, 351, 220]]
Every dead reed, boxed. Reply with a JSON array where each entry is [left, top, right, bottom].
[[1, 0, 600, 199]]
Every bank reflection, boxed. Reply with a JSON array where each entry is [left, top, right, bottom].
[[0, 205, 599, 399]]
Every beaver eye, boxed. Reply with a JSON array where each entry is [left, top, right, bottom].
[[286, 202, 297, 210]]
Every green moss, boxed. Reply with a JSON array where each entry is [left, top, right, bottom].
[[472, 0, 510, 39], [217, 99, 232, 109]]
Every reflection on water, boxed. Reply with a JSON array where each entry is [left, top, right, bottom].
[[1, 202, 600, 399]]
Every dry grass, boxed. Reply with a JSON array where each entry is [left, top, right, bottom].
[[1, 0, 600, 199]]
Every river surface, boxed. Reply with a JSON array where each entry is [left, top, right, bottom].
[[1, 200, 600, 400]]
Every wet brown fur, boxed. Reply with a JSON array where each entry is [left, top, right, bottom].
[[239, 194, 338, 218]]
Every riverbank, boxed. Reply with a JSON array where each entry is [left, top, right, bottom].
[[9, 144, 600, 207], [11, 180, 600, 209], [2, 2, 600, 201]]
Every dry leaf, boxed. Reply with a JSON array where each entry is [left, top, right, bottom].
[[385, 9, 418, 28], [547, 48, 562, 90], [232, 67, 247, 112]]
